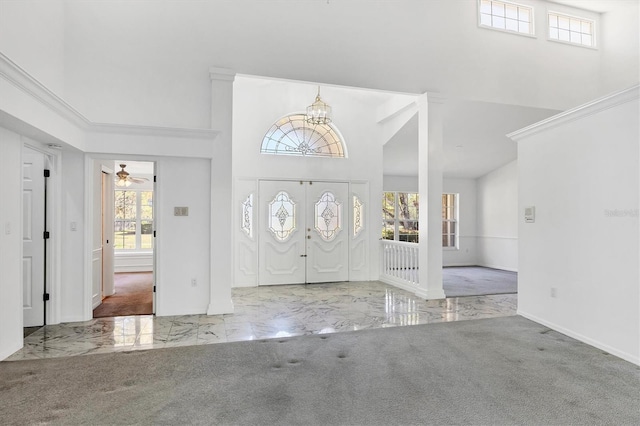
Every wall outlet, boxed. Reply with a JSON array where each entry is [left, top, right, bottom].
[[550, 287, 557, 298], [191, 278, 197, 287]]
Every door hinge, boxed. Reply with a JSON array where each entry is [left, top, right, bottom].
[[43, 293, 50, 301], [44, 169, 50, 178], [300, 254, 307, 257], [43, 231, 50, 239], [153, 286, 156, 293], [153, 175, 157, 183], [153, 230, 156, 237]]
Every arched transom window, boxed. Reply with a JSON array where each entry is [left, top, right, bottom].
[[261, 114, 346, 158]]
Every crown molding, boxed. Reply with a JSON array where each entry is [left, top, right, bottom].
[[89, 123, 219, 139], [0, 52, 220, 143], [508, 84, 640, 141], [0, 52, 90, 129], [209, 67, 236, 82]]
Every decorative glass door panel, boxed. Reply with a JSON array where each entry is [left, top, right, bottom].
[[258, 180, 349, 285]]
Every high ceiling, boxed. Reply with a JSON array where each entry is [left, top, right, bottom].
[[382, 99, 559, 179], [1, 0, 636, 179]]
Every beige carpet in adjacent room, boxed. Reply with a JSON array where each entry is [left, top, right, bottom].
[[92, 272, 153, 318]]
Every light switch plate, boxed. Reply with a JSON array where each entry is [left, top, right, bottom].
[[174, 207, 189, 216], [525, 206, 535, 223]]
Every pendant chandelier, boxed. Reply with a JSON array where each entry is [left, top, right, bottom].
[[306, 86, 332, 125]]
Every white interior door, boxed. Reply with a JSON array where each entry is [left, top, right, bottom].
[[306, 182, 349, 283], [22, 147, 46, 327], [101, 170, 114, 298], [259, 180, 306, 285], [258, 180, 349, 285]]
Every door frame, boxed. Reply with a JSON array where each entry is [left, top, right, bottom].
[[100, 166, 115, 300], [257, 178, 351, 285], [22, 140, 61, 326], [83, 155, 158, 320]]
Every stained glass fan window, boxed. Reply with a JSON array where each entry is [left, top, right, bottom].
[[261, 114, 345, 158]]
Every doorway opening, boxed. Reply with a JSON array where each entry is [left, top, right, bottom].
[[93, 160, 155, 318]]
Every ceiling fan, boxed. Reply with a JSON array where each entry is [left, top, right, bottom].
[[115, 164, 149, 187]]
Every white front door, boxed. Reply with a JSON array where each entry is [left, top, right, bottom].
[[258, 180, 349, 285], [22, 147, 46, 327]]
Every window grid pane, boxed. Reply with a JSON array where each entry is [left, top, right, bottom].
[[442, 193, 458, 248], [479, 0, 534, 35], [261, 114, 345, 158], [548, 12, 595, 47], [114, 189, 154, 251], [381, 192, 419, 242]]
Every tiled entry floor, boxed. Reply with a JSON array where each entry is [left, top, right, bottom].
[[6, 281, 517, 361]]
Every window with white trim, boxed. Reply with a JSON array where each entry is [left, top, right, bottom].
[[382, 192, 419, 243], [442, 194, 458, 248], [114, 190, 153, 251], [548, 11, 595, 47], [261, 114, 346, 158], [478, 0, 533, 35]]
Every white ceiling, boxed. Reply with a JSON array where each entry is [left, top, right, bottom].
[[383, 100, 559, 179], [547, 0, 621, 12]]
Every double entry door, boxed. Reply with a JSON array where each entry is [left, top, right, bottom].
[[258, 180, 349, 285]]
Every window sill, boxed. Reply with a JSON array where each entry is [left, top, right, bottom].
[[115, 251, 153, 256]]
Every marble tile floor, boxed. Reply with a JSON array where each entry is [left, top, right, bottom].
[[5, 281, 517, 361]]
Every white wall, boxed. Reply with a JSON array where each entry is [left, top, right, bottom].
[[476, 160, 518, 271], [154, 157, 211, 315], [0, 127, 25, 360], [514, 87, 639, 365], [443, 178, 478, 266], [55, 0, 611, 125], [600, 2, 640, 96], [383, 175, 418, 193], [0, 0, 66, 96], [232, 77, 384, 285], [59, 150, 86, 322]]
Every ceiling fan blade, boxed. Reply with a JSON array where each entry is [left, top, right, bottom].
[[129, 177, 149, 184]]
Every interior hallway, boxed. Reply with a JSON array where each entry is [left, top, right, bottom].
[[6, 281, 516, 361]]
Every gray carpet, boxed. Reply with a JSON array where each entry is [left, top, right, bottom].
[[444, 266, 518, 297], [1, 316, 638, 425]]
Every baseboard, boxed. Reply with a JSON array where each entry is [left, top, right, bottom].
[[115, 266, 153, 273], [378, 276, 445, 300], [379, 275, 418, 294], [232, 282, 257, 288], [442, 263, 477, 268], [477, 263, 518, 273], [518, 310, 640, 366], [0, 341, 22, 362]]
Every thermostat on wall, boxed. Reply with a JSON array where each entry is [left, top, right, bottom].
[[524, 206, 535, 223]]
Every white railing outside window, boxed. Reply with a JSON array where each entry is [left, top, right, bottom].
[[379, 240, 419, 288]]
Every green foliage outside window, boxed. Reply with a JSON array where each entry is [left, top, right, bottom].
[[115, 190, 153, 250]]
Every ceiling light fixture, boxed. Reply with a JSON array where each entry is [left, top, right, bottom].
[[115, 164, 132, 187], [306, 86, 332, 125]]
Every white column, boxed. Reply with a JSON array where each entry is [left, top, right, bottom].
[[207, 67, 235, 315], [416, 93, 446, 300]]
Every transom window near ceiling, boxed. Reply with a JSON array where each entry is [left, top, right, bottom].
[[261, 114, 346, 158], [479, 0, 533, 35], [548, 11, 595, 47]]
